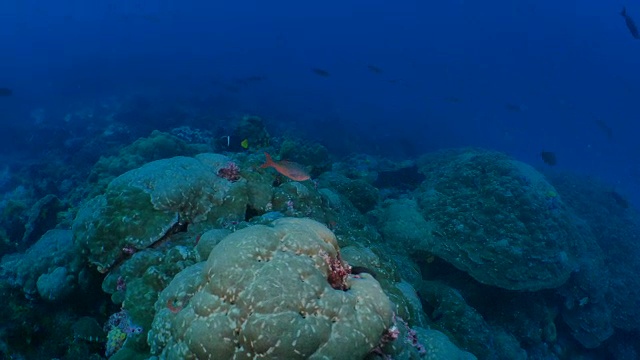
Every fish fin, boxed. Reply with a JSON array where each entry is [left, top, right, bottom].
[[260, 152, 275, 168], [621, 7, 627, 16]]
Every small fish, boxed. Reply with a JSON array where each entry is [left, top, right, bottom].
[[224, 84, 241, 93], [260, 152, 310, 181], [0, 88, 13, 96], [233, 75, 267, 87], [540, 151, 557, 166], [241, 138, 249, 149], [621, 7, 640, 39], [367, 65, 383, 74], [595, 119, 613, 140], [311, 68, 330, 77], [607, 190, 629, 209], [221, 135, 231, 147], [445, 96, 462, 104], [505, 103, 523, 112]]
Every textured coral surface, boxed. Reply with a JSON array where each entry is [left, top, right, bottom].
[[148, 218, 394, 360]]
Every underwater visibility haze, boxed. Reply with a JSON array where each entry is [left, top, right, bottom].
[[1, 0, 640, 359]]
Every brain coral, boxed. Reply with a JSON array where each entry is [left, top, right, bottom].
[[73, 154, 248, 272], [148, 218, 394, 359], [414, 149, 585, 291]]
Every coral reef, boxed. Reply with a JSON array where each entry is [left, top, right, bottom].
[[21, 194, 65, 247], [227, 115, 271, 151], [5, 107, 640, 360]]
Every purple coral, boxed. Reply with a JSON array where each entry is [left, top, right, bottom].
[[397, 316, 426, 356], [217, 162, 241, 182], [405, 327, 426, 355], [116, 276, 126, 292], [104, 309, 142, 335], [371, 315, 427, 358]]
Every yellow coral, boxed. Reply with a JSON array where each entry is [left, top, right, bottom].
[[106, 327, 127, 357]]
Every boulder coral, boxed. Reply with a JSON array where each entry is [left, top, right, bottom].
[[0, 229, 83, 302], [412, 149, 586, 291], [148, 218, 394, 359], [73, 154, 248, 272]]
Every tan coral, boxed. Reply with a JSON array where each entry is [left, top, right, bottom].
[[148, 218, 394, 360]]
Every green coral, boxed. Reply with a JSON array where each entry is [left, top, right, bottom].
[[278, 138, 331, 176], [73, 154, 248, 272], [87, 130, 202, 192], [148, 218, 394, 359], [320, 172, 379, 213], [374, 197, 433, 254], [229, 115, 271, 151], [0, 229, 82, 301], [418, 280, 526, 359], [412, 148, 585, 291], [106, 327, 127, 357]]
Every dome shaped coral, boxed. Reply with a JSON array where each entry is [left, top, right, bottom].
[[148, 218, 394, 359]]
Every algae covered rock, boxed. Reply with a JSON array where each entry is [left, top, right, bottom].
[[0, 229, 83, 301], [374, 197, 433, 253], [87, 130, 201, 190], [418, 280, 526, 359], [21, 194, 65, 246], [375, 325, 477, 360], [229, 115, 270, 151], [73, 154, 248, 272], [320, 172, 379, 213], [548, 172, 640, 333], [414, 149, 584, 291], [148, 218, 394, 360]]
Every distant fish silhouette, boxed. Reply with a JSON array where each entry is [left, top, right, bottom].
[[540, 151, 557, 166], [445, 96, 462, 104], [224, 84, 241, 93], [233, 75, 267, 86], [0, 88, 13, 96], [608, 190, 629, 209], [595, 119, 613, 140], [311, 68, 330, 77], [215, 75, 268, 93], [367, 65, 383, 74], [505, 103, 524, 112], [621, 7, 640, 39]]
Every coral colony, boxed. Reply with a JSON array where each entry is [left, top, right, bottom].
[[1, 114, 637, 359], [217, 161, 241, 182]]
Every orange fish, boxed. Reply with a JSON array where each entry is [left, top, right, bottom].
[[260, 152, 310, 181]]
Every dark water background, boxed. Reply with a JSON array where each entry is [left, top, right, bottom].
[[1, 0, 639, 203]]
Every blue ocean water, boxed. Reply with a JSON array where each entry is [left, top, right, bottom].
[[1, 1, 640, 359]]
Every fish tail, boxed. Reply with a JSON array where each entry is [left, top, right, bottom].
[[621, 7, 627, 16], [260, 152, 275, 168]]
